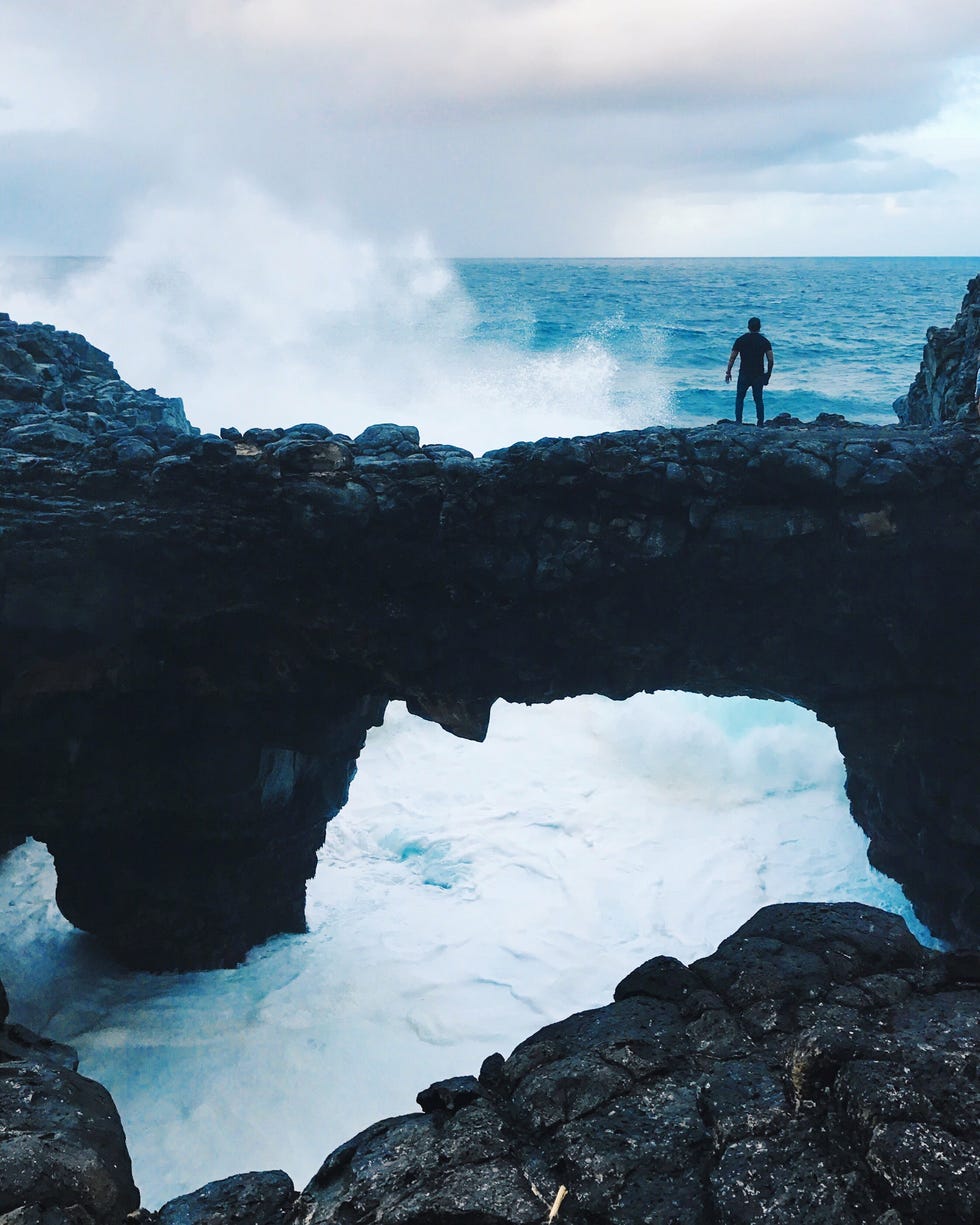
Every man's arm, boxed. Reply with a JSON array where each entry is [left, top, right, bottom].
[[725, 347, 738, 383], [765, 346, 774, 377]]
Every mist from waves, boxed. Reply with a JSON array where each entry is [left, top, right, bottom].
[[0, 182, 664, 454], [0, 693, 937, 1209]]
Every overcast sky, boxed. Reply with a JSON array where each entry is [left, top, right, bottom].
[[2, 1, 980, 256]]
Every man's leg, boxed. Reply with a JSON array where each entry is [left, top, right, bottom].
[[751, 380, 765, 425], [734, 376, 749, 424]]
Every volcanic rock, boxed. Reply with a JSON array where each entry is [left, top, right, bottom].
[[156, 1172, 294, 1225], [3, 905, 978, 1223], [0, 1004, 138, 1222], [895, 272, 980, 424], [286, 903, 978, 1224], [0, 315, 979, 967]]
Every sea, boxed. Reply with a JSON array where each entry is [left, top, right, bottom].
[[0, 246, 974, 1209]]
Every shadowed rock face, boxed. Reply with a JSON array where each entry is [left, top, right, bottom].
[[1, 311, 980, 966]]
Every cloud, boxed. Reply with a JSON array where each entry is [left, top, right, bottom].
[[163, 2, 980, 111], [0, 2, 979, 253]]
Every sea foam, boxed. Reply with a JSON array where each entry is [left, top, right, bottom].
[[0, 182, 646, 452], [0, 693, 932, 1208]]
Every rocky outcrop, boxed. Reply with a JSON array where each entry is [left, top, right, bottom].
[[1, 314, 980, 965], [894, 273, 980, 424], [7, 904, 974, 1223], [7, 904, 973, 1223], [0, 1011, 139, 1222], [279, 903, 979, 1225], [154, 1172, 295, 1225]]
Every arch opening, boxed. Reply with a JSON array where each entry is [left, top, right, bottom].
[[0, 691, 932, 1209]]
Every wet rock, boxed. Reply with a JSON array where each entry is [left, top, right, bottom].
[[112, 437, 157, 467], [282, 423, 332, 440], [278, 903, 979, 1225], [0, 1208, 97, 1225], [0, 1044, 138, 1220], [156, 1172, 295, 1225], [0, 1023, 79, 1071], [416, 1076, 484, 1115], [0, 371, 44, 404], [197, 436, 236, 465]]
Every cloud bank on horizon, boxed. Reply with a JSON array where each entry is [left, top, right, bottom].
[[1, 0, 979, 255]]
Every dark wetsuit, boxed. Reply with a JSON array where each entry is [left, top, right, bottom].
[[731, 331, 772, 424]]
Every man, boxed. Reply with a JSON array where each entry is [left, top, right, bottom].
[[725, 317, 774, 425]]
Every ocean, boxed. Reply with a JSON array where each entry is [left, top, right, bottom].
[[0, 246, 972, 1208]]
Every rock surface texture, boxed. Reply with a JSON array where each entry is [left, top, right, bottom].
[[0, 1012, 139, 1223], [1, 312, 980, 964], [894, 273, 980, 424], [7, 905, 975, 1223], [276, 903, 979, 1225]]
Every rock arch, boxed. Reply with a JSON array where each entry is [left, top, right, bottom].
[[0, 313, 978, 965]]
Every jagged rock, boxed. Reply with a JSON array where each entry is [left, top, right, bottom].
[[286, 903, 979, 1225], [0, 313, 979, 966], [263, 437, 353, 474], [0, 371, 45, 404], [0, 1013, 139, 1222], [1, 907, 976, 1223], [156, 1172, 294, 1225], [895, 273, 980, 423]]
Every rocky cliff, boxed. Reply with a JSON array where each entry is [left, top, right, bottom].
[[2, 904, 977, 1223], [894, 273, 980, 424], [1, 312, 979, 965]]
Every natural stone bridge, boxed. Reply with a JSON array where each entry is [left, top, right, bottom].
[[1, 313, 978, 967]]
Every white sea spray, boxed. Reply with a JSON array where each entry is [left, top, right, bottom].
[[0, 694, 932, 1208]]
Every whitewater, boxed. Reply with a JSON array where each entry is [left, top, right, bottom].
[[0, 189, 968, 1208]]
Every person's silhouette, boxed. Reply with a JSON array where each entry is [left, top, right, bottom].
[[725, 317, 774, 425]]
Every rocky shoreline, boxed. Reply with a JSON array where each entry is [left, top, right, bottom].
[[1, 290, 979, 1221], [1, 311, 979, 962], [1, 903, 977, 1223]]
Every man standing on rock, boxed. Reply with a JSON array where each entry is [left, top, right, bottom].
[[725, 317, 774, 425]]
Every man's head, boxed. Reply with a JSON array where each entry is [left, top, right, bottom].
[[747, 317, 762, 332]]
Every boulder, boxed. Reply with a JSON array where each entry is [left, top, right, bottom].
[[157, 1172, 295, 1225], [286, 903, 979, 1225], [0, 1041, 138, 1220]]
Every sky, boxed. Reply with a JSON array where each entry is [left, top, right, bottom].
[[1, 1, 980, 256]]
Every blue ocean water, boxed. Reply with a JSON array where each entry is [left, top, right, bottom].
[[452, 256, 978, 429], [1, 254, 975, 448]]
